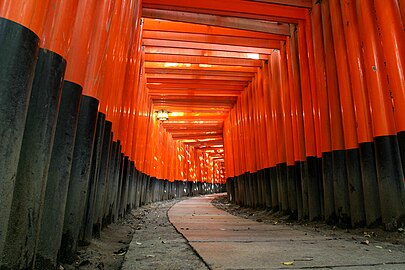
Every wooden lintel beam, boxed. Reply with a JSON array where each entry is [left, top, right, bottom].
[[144, 62, 258, 72], [147, 83, 244, 90], [142, 8, 290, 35], [145, 68, 255, 77], [246, 0, 311, 8], [149, 92, 241, 97], [142, 0, 307, 22], [147, 78, 249, 85], [142, 18, 286, 40], [143, 31, 281, 49], [143, 39, 272, 54], [144, 47, 269, 60], [146, 73, 251, 81], [144, 53, 262, 67]]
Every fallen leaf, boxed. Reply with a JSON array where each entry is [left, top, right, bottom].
[[281, 261, 294, 266], [361, 240, 369, 245]]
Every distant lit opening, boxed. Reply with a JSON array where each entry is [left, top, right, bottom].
[[156, 110, 169, 121]]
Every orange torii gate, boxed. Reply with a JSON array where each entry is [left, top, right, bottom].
[[0, 0, 405, 269]]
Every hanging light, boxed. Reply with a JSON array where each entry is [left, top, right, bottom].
[[156, 110, 169, 121]]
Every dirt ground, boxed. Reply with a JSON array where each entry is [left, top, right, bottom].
[[61, 194, 405, 270], [61, 198, 207, 270], [212, 194, 405, 252]]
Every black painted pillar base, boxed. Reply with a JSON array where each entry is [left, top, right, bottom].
[[295, 162, 303, 220], [287, 165, 298, 220], [307, 156, 322, 221], [397, 131, 405, 178], [332, 150, 351, 228], [0, 18, 39, 261], [269, 167, 279, 212], [300, 161, 309, 219], [104, 141, 118, 226], [277, 163, 289, 214], [94, 121, 112, 237], [35, 81, 82, 269], [346, 148, 366, 228], [264, 168, 272, 209], [2, 48, 66, 269], [59, 96, 99, 263], [374, 136, 405, 231], [359, 142, 381, 227], [322, 152, 336, 224], [35, 82, 82, 270], [81, 113, 106, 243]]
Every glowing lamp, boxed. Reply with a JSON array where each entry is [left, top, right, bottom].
[[157, 110, 169, 121]]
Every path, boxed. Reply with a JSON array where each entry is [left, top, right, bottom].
[[169, 194, 405, 270]]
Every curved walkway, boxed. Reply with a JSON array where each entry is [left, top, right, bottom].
[[169, 194, 405, 270]]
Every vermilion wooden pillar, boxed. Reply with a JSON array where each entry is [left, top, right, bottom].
[[59, 0, 100, 263], [320, 0, 350, 228], [311, 2, 333, 223], [374, 0, 405, 175], [329, 0, 365, 228], [356, 0, 405, 231], [340, 0, 381, 227], [0, 1, 47, 261]]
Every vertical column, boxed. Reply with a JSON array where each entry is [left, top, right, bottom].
[[271, 52, 289, 213], [286, 35, 304, 219], [280, 42, 298, 218], [329, 0, 366, 228], [59, 0, 100, 263], [311, 2, 334, 223], [340, 0, 380, 227], [321, 0, 350, 227], [356, 0, 405, 230], [0, 1, 44, 261], [298, 18, 322, 221], [374, 0, 405, 174], [81, 112, 106, 243], [94, 121, 113, 236]]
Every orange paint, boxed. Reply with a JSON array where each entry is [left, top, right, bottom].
[[271, 51, 287, 165], [280, 42, 295, 165], [356, 0, 397, 137], [374, 0, 405, 133], [40, 0, 80, 58], [340, 0, 374, 144], [329, 0, 359, 150], [297, 21, 317, 157], [310, 3, 332, 154], [289, 27, 307, 161], [304, 12, 322, 158], [0, 0, 50, 36], [64, 0, 98, 86], [321, 0, 345, 151]]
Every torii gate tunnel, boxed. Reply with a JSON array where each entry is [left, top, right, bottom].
[[0, 0, 405, 269]]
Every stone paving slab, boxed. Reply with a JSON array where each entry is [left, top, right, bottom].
[[168, 194, 405, 270]]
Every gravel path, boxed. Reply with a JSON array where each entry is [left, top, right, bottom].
[[121, 199, 208, 270]]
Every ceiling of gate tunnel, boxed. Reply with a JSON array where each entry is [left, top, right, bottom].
[[141, 0, 309, 161]]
